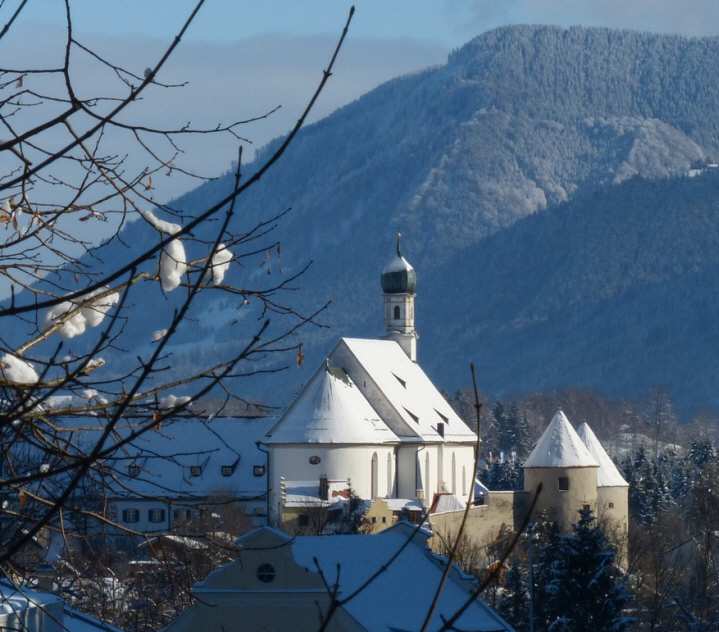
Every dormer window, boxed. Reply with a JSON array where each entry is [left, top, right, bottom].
[[393, 374, 407, 388], [403, 407, 419, 423], [221, 457, 240, 477], [435, 409, 449, 424]]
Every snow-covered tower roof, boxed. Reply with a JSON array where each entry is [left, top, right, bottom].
[[265, 364, 399, 445], [524, 410, 599, 468], [577, 422, 629, 487]]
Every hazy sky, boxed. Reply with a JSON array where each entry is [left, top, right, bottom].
[[5, 0, 719, 203]]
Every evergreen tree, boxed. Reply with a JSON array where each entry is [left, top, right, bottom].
[[482, 459, 523, 491], [536, 508, 633, 632], [498, 560, 529, 632]]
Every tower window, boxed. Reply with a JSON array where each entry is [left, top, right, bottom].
[[393, 305, 400, 320], [558, 477, 570, 491]]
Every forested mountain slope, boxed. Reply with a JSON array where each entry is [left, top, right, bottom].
[[26, 25, 719, 417]]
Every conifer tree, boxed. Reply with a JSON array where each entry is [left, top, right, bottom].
[[498, 560, 529, 632], [536, 508, 633, 632]]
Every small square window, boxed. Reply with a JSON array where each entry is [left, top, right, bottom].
[[123, 508, 139, 523], [558, 477, 570, 491], [608, 502, 615, 509], [149, 508, 166, 523], [221, 466, 233, 477], [381, 516, 387, 524], [298, 514, 309, 527], [371, 516, 377, 524], [129, 465, 140, 477], [190, 465, 202, 477], [173, 509, 192, 521], [253, 465, 265, 477]]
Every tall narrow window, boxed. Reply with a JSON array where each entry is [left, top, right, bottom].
[[451, 453, 457, 495], [371, 452, 379, 499], [387, 453, 392, 496], [425, 453, 431, 500], [393, 305, 400, 320], [462, 465, 467, 497]]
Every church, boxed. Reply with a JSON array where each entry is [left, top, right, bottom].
[[263, 238, 477, 527], [262, 240, 629, 544]]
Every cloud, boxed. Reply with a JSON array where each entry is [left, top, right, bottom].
[[1, 22, 447, 205], [449, 0, 719, 39]]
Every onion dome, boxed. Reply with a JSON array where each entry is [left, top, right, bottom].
[[381, 233, 416, 295]]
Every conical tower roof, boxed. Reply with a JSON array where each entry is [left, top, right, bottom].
[[523, 410, 598, 468], [577, 422, 629, 487], [265, 365, 398, 444]]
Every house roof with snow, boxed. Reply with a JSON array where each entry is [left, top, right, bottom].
[[265, 366, 398, 445], [523, 410, 599, 469], [65, 416, 273, 500], [577, 422, 629, 487], [282, 479, 351, 508], [334, 337, 476, 443], [180, 523, 515, 632], [0, 580, 125, 632]]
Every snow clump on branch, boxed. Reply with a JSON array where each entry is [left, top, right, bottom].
[[0, 354, 39, 384], [142, 210, 187, 292], [42, 289, 120, 339], [202, 243, 233, 285], [159, 394, 192, 409]]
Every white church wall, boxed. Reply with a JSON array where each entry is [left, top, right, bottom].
[[269, 445, 395, 506]]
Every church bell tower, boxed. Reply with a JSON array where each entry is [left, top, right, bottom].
[[381, 234, 417, 361]]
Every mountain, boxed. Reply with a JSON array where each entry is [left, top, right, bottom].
[[25, 25, 719, 418]]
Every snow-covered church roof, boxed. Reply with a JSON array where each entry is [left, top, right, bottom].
[[577, 422, 629, 487], [524, 410, 599, 468], [338, 338, 476, 442], [265, 365, 399, 444]]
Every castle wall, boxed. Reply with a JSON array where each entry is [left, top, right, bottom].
[[430, 491, 519, 549]]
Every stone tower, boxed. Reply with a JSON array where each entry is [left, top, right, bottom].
[[380, 234, 417, 361], [522, 409, 599, 531]]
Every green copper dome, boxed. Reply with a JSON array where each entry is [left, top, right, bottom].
[[381, 236, 416, 294]]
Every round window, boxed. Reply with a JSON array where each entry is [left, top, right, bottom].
[[256, 563, 275, 583], [309, 456, 321, 465]]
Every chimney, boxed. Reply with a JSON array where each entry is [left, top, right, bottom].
[[319, 475, 329, 501]]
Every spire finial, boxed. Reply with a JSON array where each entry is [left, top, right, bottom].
[[396, 231, 402, 258]]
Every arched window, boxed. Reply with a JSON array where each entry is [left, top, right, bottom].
[[371, 452, 379, 499], [393, 305, 400, 320], [425, 452, 431, 499], [451, 453, 457, 495], [387, 453, 392, 497]]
